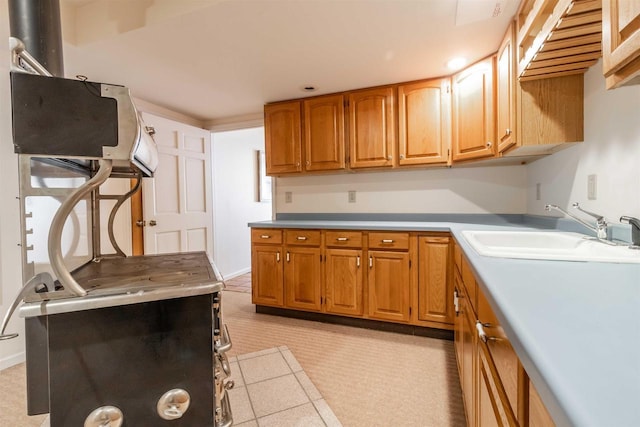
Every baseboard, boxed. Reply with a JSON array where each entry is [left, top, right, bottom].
[[256, 305, 454, 341], [224, 268, 251, 280], [0, 351, 25, 371]]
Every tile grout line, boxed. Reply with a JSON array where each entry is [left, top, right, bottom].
[[233, 355, 259, 425], [278, 347, 330, 427]]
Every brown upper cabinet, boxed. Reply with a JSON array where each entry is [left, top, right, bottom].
[[602, 0, 640, 88], [264, 101, 302, 174], [497, 24, 517, 153], [303, 94, 346, 171], [452, 56, 496, 162], [397, 78, 452, 166], [348, 87, 396, 169]]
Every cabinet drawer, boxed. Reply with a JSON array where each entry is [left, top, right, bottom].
[[285, 230, 321, 246], [251, 229, 283, 244], [368, 232, 410, 250], [325, 231, 363, 248]]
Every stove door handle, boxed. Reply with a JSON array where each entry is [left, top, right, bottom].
[[215, 324, 233, 354]]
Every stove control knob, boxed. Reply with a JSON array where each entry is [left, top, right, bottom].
[[84, 405, 123, 427], [157, 388, 191, 420], [225, 380, 235, 390]]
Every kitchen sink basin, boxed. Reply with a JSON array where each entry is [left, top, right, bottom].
[[461, 230, 640, 263]]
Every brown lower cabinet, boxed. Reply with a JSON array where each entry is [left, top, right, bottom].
[[250, 228, 453, 330], [453, 240, 555, 427]]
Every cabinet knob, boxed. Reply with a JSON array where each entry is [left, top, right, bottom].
[[399, 154, 405, 160], [505, 128, 512, 136], [387, 155, 392, 160], [486, 141, 493, 148], [306, 160, 310, 166], [149, 220, 157, 227]]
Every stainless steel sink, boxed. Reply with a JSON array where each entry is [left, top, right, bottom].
[[461, 230, 640, 263]]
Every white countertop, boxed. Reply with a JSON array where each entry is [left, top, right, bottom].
[[249, 219, 640, 426]]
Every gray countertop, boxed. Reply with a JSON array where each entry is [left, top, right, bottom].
[[249, 218, 640, 427]]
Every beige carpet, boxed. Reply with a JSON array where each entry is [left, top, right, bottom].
[[224, 291, 466, 427], [0, 290, 465, 427]]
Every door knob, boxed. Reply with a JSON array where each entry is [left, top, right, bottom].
[[149, 220, 157, 227], [135, 220, 145, 227]]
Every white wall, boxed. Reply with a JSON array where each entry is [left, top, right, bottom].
[[212, 127, 272, 279], [0, 1, 27, 369], [275, 165, 528, 214], [527, 61, 640, 222]]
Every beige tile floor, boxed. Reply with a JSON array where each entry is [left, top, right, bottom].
[[229, 346, 341, 427]]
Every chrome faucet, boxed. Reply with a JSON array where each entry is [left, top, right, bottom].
[[545, 202, 608, 240]]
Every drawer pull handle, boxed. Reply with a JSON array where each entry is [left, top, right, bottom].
[[260, 235, 271, 239], [296, 236, 308, 241], [476, 321, 497, 343], [276, 252, 280, 262], [356, 256, 360, 267], [286, 252, 290, 262], [381, 239, 394, 244], [369, 256, 373, 268], [336, 237, 349, 241]]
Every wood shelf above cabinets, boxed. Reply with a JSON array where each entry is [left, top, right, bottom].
[[516, 0, 602, 81]]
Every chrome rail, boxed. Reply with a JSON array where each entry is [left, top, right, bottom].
[[0, 272, 54, 340], [48, 159, 113, 297], [10, 37, 53, 76]]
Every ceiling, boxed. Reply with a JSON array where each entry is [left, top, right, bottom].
[[60, 0, 521, 124]]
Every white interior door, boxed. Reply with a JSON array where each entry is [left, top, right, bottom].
[[141, 113, 213, 259]]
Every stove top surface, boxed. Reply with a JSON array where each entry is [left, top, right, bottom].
[[20, 252, 224, 316]]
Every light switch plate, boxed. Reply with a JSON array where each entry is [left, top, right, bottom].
[[348, 190, 356, 203], [536, 183, 541, 201], [285, 192, 292, 203]]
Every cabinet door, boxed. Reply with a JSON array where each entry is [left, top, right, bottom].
[[602, 0, 640, 88], [497, 24, 516, 153], [251, 245, 283, 306], [452, 57, 496, 162], [453, 272, 465, 378], [417, 236, 453, 324], [529, 379, 555, 427], [478, 290, 519, 420], [264, 101, 302, 174], [303, 94, 346, 171], [477, 348, 502, 427], [367, 251, 410, 322], [325, 249, 363, 316], [284, 247, 322, 311], [462, 295, 477, 427], [348, 87, 395, 169], [397, 78, 451, 165]]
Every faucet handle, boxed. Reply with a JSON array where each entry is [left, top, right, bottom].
[[620, 216, 640, 246], [572, 202, 605, 222]]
